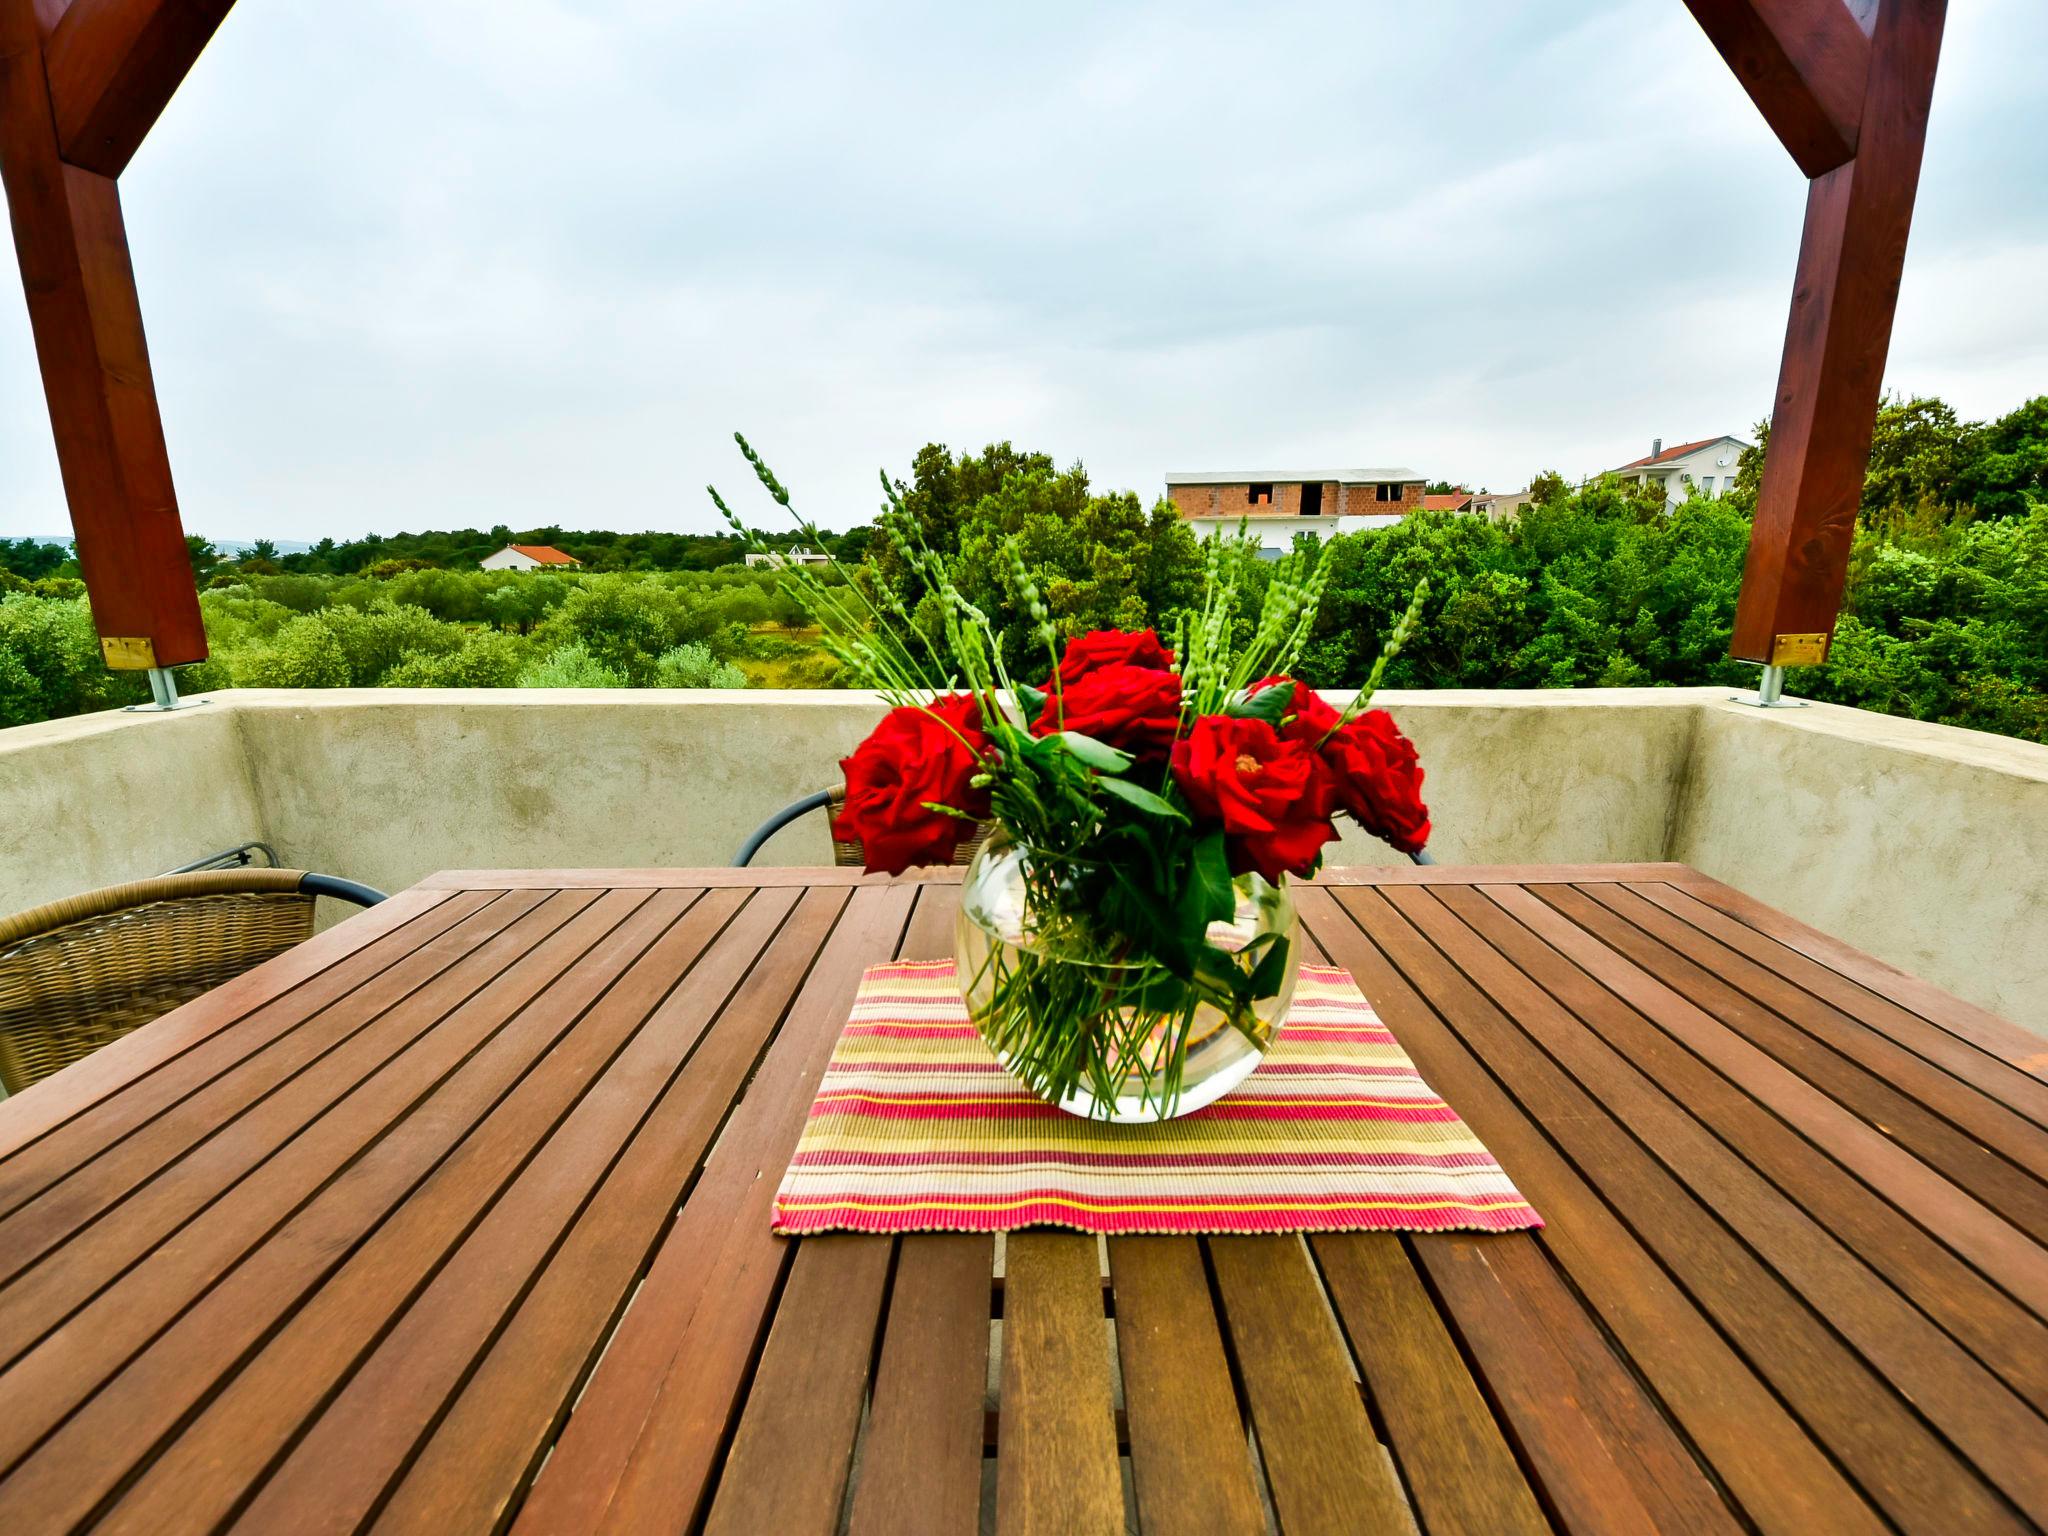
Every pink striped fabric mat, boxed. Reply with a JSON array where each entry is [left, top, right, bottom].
[[773, 960, 1542, 1237]]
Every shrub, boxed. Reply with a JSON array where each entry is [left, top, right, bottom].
[[382, 631, 529, 686], [0, 595, 139, 721], [517, 641, 624, 688], [531, 576, 686, 683], [652, 643, 747, 688], [317, 603, 465, 684], [234, 614, 351, 687]]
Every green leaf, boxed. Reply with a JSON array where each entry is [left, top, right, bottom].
[[1178, 830, 1236, 936], [1246, 933, 1292, 998], [1096, 776, 1187, 821], [1013, 682, 1049, 719], [1055, 730, 1133, 773], [1225, 681, 1292, 725]]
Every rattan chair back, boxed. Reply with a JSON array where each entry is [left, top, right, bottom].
[[823, 783, 991, 869], [0, 871, 315, 1094]]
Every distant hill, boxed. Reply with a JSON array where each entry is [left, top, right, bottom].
[[11, 535, 314, 555]]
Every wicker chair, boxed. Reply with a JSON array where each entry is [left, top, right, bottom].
[[734, 785, 992, 869], [0, 870, 386, 1094]]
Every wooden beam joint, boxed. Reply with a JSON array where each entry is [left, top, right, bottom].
[[1684, 0, 1873, 176], [44, 0, 233, 177]]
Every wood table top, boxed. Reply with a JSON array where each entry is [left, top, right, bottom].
[[0, 863, 2043, 1535]]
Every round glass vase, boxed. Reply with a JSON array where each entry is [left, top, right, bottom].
[[954, 835, 1298, 1123]]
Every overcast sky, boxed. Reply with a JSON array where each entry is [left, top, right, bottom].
[[2, 0, 2043, 543]]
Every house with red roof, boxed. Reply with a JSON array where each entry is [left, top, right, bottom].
[[1421, 491, 1472, 513], [480, 543, 583, 571], [1606, 435, 1750, 505]]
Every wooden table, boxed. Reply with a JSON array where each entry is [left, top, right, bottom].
[[0, 864, 2044, 1535]]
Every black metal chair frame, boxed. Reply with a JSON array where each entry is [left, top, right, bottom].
[[734, 789, 1434, 867]]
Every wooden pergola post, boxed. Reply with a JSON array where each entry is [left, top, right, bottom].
[[0, 0, 232, 694], [1685, 0, 1947, 681]]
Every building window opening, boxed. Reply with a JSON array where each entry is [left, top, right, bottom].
[[1248, 484, 1273, 506], [1376, 482, 1401, 503], [1299, 482, 1323, 516]]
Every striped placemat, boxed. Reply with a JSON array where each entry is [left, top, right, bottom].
[[772, 960, 1542, 1236]]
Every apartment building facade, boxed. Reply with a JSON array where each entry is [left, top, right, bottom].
[[1166, 469, 1427, 554]]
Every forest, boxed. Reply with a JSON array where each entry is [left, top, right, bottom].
[[2, 392, 2043, 743]]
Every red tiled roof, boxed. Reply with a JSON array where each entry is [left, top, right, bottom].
[[507, 544, 580, 565], [1611, 436, 1723, 472], [1421, 493, 1471, 512]]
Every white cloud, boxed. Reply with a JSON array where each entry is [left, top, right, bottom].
[[1, 0, 2042, 541]]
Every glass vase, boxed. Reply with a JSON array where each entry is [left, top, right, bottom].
[[954, 835, 1297, 1123]]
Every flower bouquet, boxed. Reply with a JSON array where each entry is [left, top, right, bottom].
[[712, 438, 1429, 1121]]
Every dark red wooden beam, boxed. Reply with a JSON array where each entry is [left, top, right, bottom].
[[0, 0, 206, 667], [43, 0, 234, 177], [1731, 0, 1946, 664], [1683, 0, 1872, 176]]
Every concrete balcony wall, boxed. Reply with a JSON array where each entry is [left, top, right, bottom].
[[1676, 699, 2048, 1028], [0, 703, 263, 902], [2, 688, 2042, 1034]]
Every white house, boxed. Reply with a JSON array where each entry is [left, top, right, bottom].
[[1606, 436, 1750, 504], [744, 547, 831, 570], [480, 543, 582, 571]]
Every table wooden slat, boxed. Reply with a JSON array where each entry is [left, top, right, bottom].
[[1108, 1235, 1267, 1536], [704, 882, 952, 1535], [0, 886, 564, 1296], [1208, 1234, 1411, 1535], [1482, 883, 2048, 1319], [149, 888, 738, 1536], [995, 1231, 1125, 1535], [0, 884, 464, 1161], [0, 886, 644, 1521], [1547, 884, 2048, 1206], [0, 887, 548, 1375], [1391, 882, 2048, 1520], [513, 882, 905, 1535], [1622, 881, 2048, 1127], [1312, 1232, 1550, 1536], [1437, 883, 2048, 1411], [846, 1233, 995, 1536], [1293, 884, 1890, 1536], [1348, 883, 2030, 1536], [1668, 872, 2048, 1076], [1408, 1231, 1734, 1536], [0, 861, 2040, 1536], [0, 886, 500, 1221], [374, 883, 810, 1534], [702, 1234, 894, 1536]]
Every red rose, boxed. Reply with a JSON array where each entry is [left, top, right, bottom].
[[833, 694, 992, 875], [1034, 664, 1183, 760], [1249, 675, 1340, 743], [1323, 709, 1430, 854], [1044, 628, 1175, 691], [1170, 716, 1339, 882]]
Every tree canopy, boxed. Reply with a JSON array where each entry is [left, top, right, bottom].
[[3, 393, 2044, 743]]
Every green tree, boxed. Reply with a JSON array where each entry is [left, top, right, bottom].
[[184, 535, 221, 580], [1860, 394, 1973, 517], [0, 538, 66, 581], [1955, 395, 2048, 520]]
